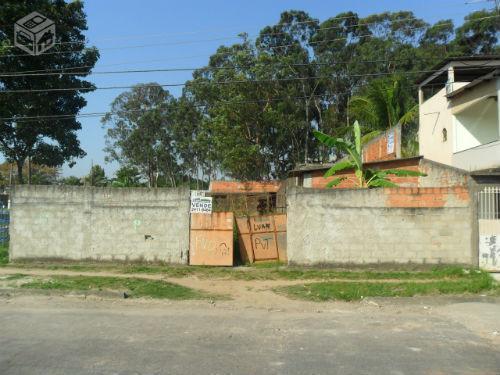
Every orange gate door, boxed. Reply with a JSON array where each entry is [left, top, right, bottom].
[[189, 212, 234, 266], [236, 214, 287, 263]]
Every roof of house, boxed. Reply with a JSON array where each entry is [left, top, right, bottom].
[[446, 68, 500, 98], [209, 180, 282, 194], [470, 167, 500, 176], [416, 55, 500, 85], [289, 157, 472, 177], [289, 156, 423, 175]]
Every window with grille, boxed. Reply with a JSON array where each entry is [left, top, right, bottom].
[[478, 186, 500, 220]]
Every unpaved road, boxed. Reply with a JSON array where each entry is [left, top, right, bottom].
[[0, 292, 499, 374]]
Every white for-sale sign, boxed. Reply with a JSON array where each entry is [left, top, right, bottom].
[[190, 196, 212, 214]]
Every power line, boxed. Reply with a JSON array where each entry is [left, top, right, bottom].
[[0, 92, 376, 123], [1, 14, 496, 74], [0, 12, 422, 50], [1, 14, 497, 59], [1, 7, 486, 51], [0, 77, 451, 124], [0, 57, 443, 78], [0, 65, 494, 96]]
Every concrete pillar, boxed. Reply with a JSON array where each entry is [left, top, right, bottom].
[[497, 78, 500, 136]]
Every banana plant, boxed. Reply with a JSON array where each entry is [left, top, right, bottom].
[[313, 121, 426, 188]]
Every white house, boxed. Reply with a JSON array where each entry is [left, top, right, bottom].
[[417, 56, 500, 172]]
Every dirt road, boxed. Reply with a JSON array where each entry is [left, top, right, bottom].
[[0, 266, 499, 374]]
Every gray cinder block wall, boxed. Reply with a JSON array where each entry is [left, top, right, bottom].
[[10, 186, 190, 263], [287, 186, 474, 265]]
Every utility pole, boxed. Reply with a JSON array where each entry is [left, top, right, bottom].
[[90, 159, 93, 187], [8, 163, 13, 186]]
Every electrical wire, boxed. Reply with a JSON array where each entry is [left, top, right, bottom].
[[0, 57, 448, 78], [0, 64, 495, 94], [1, 14, 497, 59]]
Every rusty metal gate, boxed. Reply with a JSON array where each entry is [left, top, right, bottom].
[[478, 186, 500, 271], [189, 212, 234, 266], [236, 214, 286, 263]]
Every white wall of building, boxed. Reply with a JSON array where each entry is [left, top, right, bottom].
[[419, 87, 454, 166], [454, 98, 499, 152], [419, 77, 500, 171]]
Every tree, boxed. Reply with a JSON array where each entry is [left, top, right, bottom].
[[84, 165, 107, 187], [102, 83, 178, 187], [59, 176, 82, 186], [313, 121, 425, 188], [0, 161, 59, 185], [452, 10, 500, 55], [348, 75, 417, 131], [0, 1, 99, 183], [111, 166, 142, 187]]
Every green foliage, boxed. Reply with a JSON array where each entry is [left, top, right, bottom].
[[0, 1, 99, 183], [102, 84, 199, 187], [20, 275, 220, 300], [276, 270, 494, 301], [7, 259, 485, 282], [0, 244, 8, 265], [84, 165, 107, 187], [452, 10, 500, 55], [111, 166, 143, 187], [348, 75, 418, 131], [314, 121, 426, 188], [59, 176, 83, 186], [177, 9, 498, 179], [0, 162, 60, 185]]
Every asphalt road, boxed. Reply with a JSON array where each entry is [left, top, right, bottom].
[[0, 295, 499, 375]]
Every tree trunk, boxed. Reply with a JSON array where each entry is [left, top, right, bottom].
[[16, 159, 24, 184], [301, 82, 310, 164], [27, 156, 32, 185]]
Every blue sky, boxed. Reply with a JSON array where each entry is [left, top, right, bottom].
[[55, 0, 489, 177]]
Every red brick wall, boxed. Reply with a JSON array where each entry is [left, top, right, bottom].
[[210, 181, 282, 193], [362, 126, 401, 163], [385, 187, 469, 208], [311, 159, 420, 189]]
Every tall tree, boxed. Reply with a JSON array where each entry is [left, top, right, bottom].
[[452, 10, 500, 55], [0, 0, 99, 183], [84, 164, 107, 187], [0, 161, 59, 185], [102, 83, 178, 187]]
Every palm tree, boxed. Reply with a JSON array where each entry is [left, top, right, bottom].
[[348, 76, 419, 152], [313, 121, 425, 188]]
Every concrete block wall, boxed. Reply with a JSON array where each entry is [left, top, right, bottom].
[[298, 158, 469, 190], [10, 185, 190, 263], [287, 186, 474, 265]]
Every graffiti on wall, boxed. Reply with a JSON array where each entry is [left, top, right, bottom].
[[189, 212, 234, 266], [479, 234, 500, 270], [236, 214, 287, 263]]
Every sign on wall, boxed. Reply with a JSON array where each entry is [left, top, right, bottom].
[[190, 190, 207, 198], [387, 130, 395, 154], [190, 196, 212, 214]]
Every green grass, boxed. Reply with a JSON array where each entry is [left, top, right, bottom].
[[20, 275, 221, 300], [0, 244, 8, 265], [275, 271, 496, 301], [3, 273, 27, 281], [7, 259, 488, 282]]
